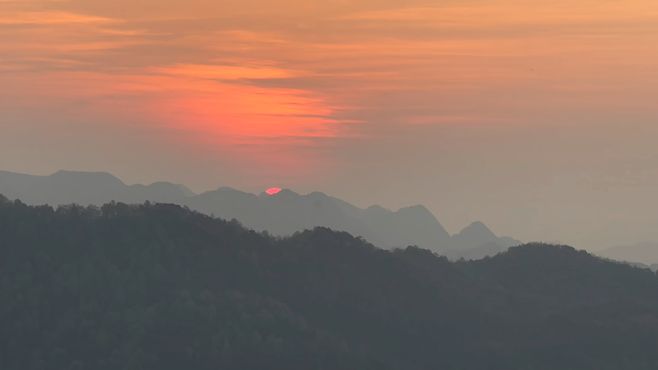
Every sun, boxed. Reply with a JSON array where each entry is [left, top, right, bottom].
[[265, 187, 282, 196]]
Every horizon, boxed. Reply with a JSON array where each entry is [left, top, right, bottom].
[[0, 167, 503, 236], [0, 167, 638, 253], [0, 161, 650, 252]]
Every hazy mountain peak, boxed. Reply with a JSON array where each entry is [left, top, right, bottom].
[[396, 204, 432, 216], [132, 181, 196, 199], [443, 221, 515, 259], [147, 181, 196, 196], [216, 186, 252, 194], [366, 205, 388, 213], [50, 170, 125, 186], [279, 188, 299, 196], [456, 221, 496, 239], [262, 188, 299, 198], [306, 191, 330, 199], [199, 187, 259, 203]]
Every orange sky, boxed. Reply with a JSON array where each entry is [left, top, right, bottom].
[[3, 0, 658, 248]]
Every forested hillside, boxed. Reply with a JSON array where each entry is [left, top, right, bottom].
[[1, 195, 657, 370]]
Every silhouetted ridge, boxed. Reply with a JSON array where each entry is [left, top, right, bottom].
[[497, 242, 585, 259], [1, 199, 658, 369], [0, 169, 519, 258], [463, 243, 658, 317], [51, 169, 125, 185]]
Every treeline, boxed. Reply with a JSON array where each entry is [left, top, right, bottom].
[[1, 195, 658, 370]]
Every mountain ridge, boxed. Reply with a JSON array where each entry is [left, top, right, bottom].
[[0, 197, 657, 370], [0, 169, 518, 258]]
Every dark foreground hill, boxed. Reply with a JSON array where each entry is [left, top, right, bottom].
[[1, 196, 657, 370]]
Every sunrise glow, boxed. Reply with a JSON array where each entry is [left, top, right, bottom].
[[4, 0, 658, 247], [265, 187, 282, 196]]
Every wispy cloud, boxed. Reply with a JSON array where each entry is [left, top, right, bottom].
[[152, 63, 302, 81], [4, 0, 658, 184], [0, 10, 115, 25]]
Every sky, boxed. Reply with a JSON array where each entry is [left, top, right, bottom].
[[2, 0, 658, 250]]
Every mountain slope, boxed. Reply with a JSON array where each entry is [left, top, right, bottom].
[[1, 197, 658, 369], [599, 242, 658, 266], [185, 187, 452, 250], [444, 221, 521, 259], [0, 170, 515, 257], [0, 170, 192, 205]]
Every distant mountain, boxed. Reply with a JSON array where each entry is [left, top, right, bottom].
[[443, 222, 521, 260], [453, 221, 498, 246], [1, 198, 658, 370], [185, 187, 453, 251], [0, 170, 192, 205], [598, 242, 658, 266], [0, 170, 518, 258]]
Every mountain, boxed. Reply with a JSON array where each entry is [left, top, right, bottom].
[[186, 187, 517, 257], [185, 187, 452, 250], [598, 242, 658, 266], [0, 170, 517, 258], [453, 221, 498, 246], [1, 197, 657, 370], [0, 170, 192, 205], [443, 222, 521, 260]]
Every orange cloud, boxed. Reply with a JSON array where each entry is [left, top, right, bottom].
[[153, 63, 301, 81], [1, 62, 342, 177], [0, 11, 115, 25], [4, 0, 658, 182], [342, 2, 658, 26], [149, 75, 337, 139]]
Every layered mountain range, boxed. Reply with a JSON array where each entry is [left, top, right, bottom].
[[2, 198, 658, 369], [0, 170, 519, 258]]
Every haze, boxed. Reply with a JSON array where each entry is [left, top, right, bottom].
[[2, 0, 658, 250]]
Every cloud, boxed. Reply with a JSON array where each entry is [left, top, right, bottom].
[[152, 63, 302, 81], [4, 0, 658, 192], [0, 10, 117, 25]]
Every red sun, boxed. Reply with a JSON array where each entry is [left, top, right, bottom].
[[265, 187, 282, 196]]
